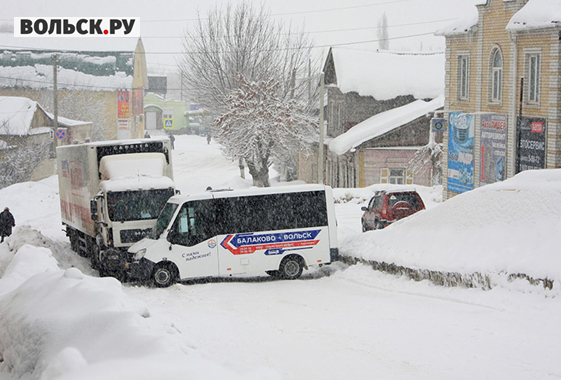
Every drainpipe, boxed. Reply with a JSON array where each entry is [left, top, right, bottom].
[[509, 29, 518, 178]]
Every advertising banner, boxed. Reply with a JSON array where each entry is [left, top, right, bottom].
[[447, 112, 474, 194], [480, 114, 507, 185], [117, 90, 130, 119], [132, 88, 144, 116], [516, 117, 546, 173], [116, 118, 131, 140]]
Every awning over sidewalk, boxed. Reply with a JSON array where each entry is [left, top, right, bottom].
[[328, 95, 444, 155]]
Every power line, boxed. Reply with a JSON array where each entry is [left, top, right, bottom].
[[140, 0, 415, 22], [130, 18, 458, 38], [0, 30, 442, 55]]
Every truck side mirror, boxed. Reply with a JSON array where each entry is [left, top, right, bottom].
[[90, 199, 98, 221]]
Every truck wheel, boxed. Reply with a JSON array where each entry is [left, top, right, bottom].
[[279, 255, 304, 280], [152, 263, 178, 288], [69, 230, 79, 252], [90, 243, 101, 270]]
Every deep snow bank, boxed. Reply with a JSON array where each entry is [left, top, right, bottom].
[[340, 169, 561, 289], [0, 229, 279, 380]]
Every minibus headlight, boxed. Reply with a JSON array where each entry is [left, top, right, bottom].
[[135, 248, 147, 260]]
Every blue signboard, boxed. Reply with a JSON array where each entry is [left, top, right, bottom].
[[447, 112, 474, 194]]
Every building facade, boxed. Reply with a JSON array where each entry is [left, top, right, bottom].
[[298, 48, 445, 188], [439, 0, 561, 199]]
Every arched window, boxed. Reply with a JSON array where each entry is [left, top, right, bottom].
[[491, 48, 503, 102]]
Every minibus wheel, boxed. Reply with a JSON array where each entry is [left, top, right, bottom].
[[279, 255, 304, 280], [152, 262, 179, 288]]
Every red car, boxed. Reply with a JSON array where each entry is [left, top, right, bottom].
[[361, 190, 425, 232]]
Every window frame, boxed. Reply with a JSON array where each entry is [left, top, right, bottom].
[[457, 54, 470, 101], [526, 53, 541, 105], [490, 48, 503, 103]]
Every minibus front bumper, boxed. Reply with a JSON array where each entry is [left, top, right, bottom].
[[127, 258, 155, 280]]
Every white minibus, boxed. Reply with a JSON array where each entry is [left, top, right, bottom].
[[127, 184, 339, 287]]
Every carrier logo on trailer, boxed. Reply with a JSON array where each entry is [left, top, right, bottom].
[[221, 230, 321, 255]]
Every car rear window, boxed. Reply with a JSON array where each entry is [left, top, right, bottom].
[[387, 193, 421, 209]]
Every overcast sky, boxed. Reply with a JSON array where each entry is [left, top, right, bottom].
[[1, 0, 482, 75]]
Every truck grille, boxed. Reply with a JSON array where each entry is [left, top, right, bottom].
[[120, 228, 152, 243]]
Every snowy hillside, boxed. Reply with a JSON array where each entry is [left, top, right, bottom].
[[340, 169, 561, 286]]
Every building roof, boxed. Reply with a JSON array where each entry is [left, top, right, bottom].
[[0, 33, 136, 91], [437, 0, 560, 36], [325, 48, 444, 101], [328, 95, 444, 155], [507, 0, 561, 30], [0, 96, 90, 135]]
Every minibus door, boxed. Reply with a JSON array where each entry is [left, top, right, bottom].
[[167, 202, 219, 279]]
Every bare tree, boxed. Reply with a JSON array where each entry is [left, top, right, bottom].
[[216, 76, 316, 187], [377, 13, 389, 50], [408, 137, 443, 186], [179, 2, 317, 116], [38, 89, 112, 141]]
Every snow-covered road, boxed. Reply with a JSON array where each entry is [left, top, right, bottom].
[[124, 264, 561, 379]]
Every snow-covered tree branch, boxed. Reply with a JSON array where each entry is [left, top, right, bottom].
[[178, 2, 318, 116], [216, 76, 317, 187]]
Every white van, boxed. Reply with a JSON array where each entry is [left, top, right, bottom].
[[127, 184, 339, 287]]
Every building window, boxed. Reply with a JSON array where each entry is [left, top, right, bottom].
[[490, 48, 503, 102], [389, 168, 404, 184], [458, 55, 470, 101], [527, 53, 540, 104]]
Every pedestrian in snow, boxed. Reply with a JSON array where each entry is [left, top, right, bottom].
[[144, 131, 150, 138], [169, 134, 175, 149], [206, 129, 211, 145], [0, 207, 15, 243]]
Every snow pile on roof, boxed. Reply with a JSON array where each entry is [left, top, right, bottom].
[[100, 153, 167, 180], [99, 153, 174, 191], [0, 96, 91, 135], [341, 169, 561, 283], [330, 49, 444, 100], [0, 96, 39, 135], [507, 0, 561, 30], [436, 7, 479, 35], [0, 64, 132, 91], [44, 111, 91, 127], [329, 95, 444, 155], [0, 229, 279, 380]]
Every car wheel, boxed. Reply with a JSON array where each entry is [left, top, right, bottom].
[[152, 263, 178, 288], [279, 255, 304, 280], [375, 221, 384, 230]]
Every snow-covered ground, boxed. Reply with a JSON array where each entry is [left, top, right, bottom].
[[1, 135, 560, 380]]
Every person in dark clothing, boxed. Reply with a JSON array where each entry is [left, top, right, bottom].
[[0, 207, 15, 243], [206, 128, 211, 145], [169, 134, 175, 149]]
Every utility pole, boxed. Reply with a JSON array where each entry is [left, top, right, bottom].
[[318, 72, 325, 184], [52, 54, 58, 132]]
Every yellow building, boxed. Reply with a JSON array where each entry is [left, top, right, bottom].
[[438, 0, 561, 199]]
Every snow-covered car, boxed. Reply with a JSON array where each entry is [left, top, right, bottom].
[[361, 190, 425, 231]]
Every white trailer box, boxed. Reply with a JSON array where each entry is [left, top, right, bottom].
[[56, 137, 175, 276]]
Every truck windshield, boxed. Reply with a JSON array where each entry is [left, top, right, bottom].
[[107, 188, 175, 222], [149, 202, 179, 239]]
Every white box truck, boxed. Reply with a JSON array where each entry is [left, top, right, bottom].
[[127, 184, 339, 287], [56, 137, 176, 277]]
